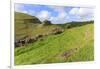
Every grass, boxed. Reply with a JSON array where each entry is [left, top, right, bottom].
[[15, 23, 94, 65], [15, 12, 60, 40]]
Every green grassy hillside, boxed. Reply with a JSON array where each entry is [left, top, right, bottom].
[[15, 23, 94, 65], [15, 12, 42, 40], [15, 12, 63, 41]]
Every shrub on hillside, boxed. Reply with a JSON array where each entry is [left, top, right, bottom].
[[43, 20, 52, 25], [51, 27, 64, 35]]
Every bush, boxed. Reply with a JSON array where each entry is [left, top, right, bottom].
[[65, 24, 71, 29], [43, 20, 52, 25]]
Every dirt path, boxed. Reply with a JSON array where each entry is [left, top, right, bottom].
[[84, 27, 91, 41]]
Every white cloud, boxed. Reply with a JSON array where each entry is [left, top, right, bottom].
[[69, 8, 79, 15], [48, 6, 72, 24], [36, 10, 51, 21], [69, 7, 94, 21], [15, 4, 24, 12], [47, 6, 71, 24], [49, 11, 70, 24], [57, 11, 67, 19], [28, 10, 36, 15], [14, 4, 20, 11], [69, 7, 94, 16], [15, 4, 30, 15], [80, 8, 94, 14]]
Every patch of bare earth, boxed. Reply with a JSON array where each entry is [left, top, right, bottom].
[[54, 48, 79, 60], [61, 48, 78, 58]]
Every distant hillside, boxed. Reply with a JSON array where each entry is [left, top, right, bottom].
[[57, 21, 94, 29]]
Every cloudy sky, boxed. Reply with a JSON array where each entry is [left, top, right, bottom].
[[15, 3, 94, 24]]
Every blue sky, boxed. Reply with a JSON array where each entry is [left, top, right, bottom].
[[15, 3, 94, 24]]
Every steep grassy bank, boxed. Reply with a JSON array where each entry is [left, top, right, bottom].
[[15, 23, 94, 65]]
